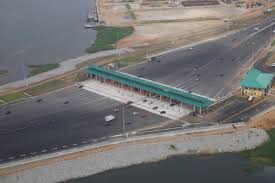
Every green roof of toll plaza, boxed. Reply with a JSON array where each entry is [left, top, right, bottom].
[[86, 66, 215, 108]]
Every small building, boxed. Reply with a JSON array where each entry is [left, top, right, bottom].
[[241, 69, 273, 97]]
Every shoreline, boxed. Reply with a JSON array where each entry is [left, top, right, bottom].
[[0, 128, 268, 183]]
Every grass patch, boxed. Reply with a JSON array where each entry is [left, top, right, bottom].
[[26, 79, 67, 96], [241, 128, 275, 171], [86, 26, 134, 53], [0, 91, 29, 103], [0, 70, 8, 76], [28, 63, 60, 77], [271, 40, 275, 47]]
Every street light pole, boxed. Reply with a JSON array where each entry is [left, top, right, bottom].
[[251, 42, 256, 69], [122, 104, 125, 136], [17, 50, 28, 88], [269, 27, 274, 49]]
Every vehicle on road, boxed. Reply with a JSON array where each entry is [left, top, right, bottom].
[[160, 111, 166, 114], [153, 106, 158, 110], [36, 99, 43, 103], [64, 101, 69, 104], [113, 108, 120, 112], [5, 111, 11, 115], [132, 112, 139, 116], [127, 101, 133, 105], [74, 83, 83, 88], [271, 63, 275, 67], [254, 27, 260, 31], [104, 115, 116, 122]]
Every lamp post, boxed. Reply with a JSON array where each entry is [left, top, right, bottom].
[[122, 104, 125, 135], [251, 42, 256, 69], [16, 49, 28, 88], [269, 28, 275, 49]]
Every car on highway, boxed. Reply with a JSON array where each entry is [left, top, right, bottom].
[[254, 27, 260, 31], [5, 110, 11, 115], [271, 63, 275, 67], [132, 112, 139, 116], [114, 108, 120, 112], [153, 106, 158, 110], [36, 99, 43, 103], [74, 83, 83, 88]]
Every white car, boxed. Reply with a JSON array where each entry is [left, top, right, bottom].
[[271, 63, 275, 67], [254, 27, 260, 31]]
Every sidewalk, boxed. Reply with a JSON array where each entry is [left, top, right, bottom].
[[0, 48, 134, 94]]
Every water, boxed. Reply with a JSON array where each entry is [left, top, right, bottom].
[[0, 0, 97, 85], [65, 154, 275, 183]]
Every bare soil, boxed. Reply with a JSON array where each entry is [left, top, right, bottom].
[[249, 108, 275, 130]]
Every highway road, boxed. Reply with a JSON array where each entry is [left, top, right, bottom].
[[0, 87, 166, 163], [1, 16, 275, 164], [124, 18, 275, 99]]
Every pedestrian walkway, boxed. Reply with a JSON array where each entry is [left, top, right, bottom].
[[82, 80, 191, 120], [0, 48, 134, 94]]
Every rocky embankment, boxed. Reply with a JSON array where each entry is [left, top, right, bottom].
[[0, 128, 268, 183]]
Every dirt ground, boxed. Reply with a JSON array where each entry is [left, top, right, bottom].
[[97, 0, 275, 48], [249, 108, 275, 130]]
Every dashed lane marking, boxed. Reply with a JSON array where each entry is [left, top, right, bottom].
[[20, 154, 26, 157], [30, 152, 37, 155], [41, 150, 47, 153], [81, 141, 88, 144], [8, 157, 14, 160], [52, 147, 58, 150], [72, 144, 78, 146], [62, 145, 68, 148]]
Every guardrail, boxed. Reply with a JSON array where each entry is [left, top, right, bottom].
[[0, 122, 246, 168]]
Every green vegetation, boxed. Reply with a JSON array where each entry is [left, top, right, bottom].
[[26, 79, 67, 96], [28, 63, 60, 77], [241, 129, 275, 171], [0, 91, 29, 103], [271, 40, 275, 47], [86, 26, 134, 53], [0, 70, 8, 76]]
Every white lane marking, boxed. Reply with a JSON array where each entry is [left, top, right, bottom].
[[72, 144, 78, 146], [41, 150, 47, 153], [62, 145, 68, 148], [30, 152, 37, 155], [110, 134, 122, 138], [52, 147, 58, 150], [8, 157, 14, 160], [93, 139, 98, 142], [81, 141, 88, 144], [20, 154, 26, 157]]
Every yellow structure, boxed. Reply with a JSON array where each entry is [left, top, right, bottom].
[[241, 69, 273, 98]]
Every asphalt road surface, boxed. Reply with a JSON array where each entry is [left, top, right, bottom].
[[0, 87, 166, 163], [1, 16, 275, 163], [124, 18, 275, 99]]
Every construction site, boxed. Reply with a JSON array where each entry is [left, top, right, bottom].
[[96, 0, 274, 48]]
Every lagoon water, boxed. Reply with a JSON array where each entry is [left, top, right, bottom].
[[66, 154, 275, 183], [0, 0, 96, 85]]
